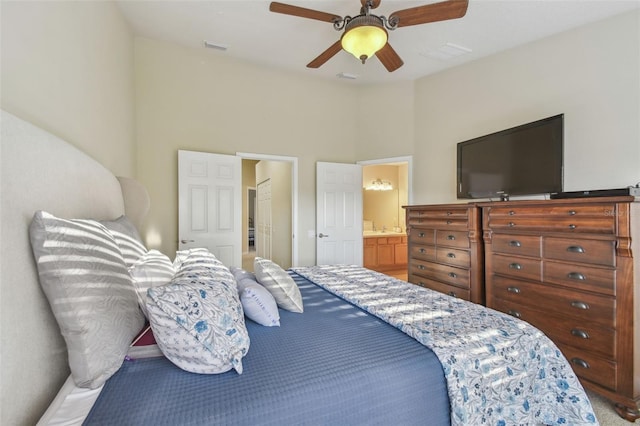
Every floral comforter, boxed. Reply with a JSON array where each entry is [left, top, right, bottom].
[[292, 265, 598, 426]]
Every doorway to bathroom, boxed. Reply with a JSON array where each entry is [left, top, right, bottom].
[[359, 156, 412, 281]]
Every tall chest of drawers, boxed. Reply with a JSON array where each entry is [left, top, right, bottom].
[[404, 204, 484, 304], [481, 196, 640, 420]]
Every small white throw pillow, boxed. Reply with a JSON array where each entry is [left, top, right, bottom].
[[241, 283, 280, 327]]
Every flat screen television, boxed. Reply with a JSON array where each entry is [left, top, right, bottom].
[[456, 114, 563, 199]]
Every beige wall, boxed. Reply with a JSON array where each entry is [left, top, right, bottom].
[[413, 10, 640, 204], [256, 160, 292, 269], [0, 0, 135, 178], [0, 2, 136, 425], [241, 159, 259, 253], [134, 38, 359, 264], [355, 80, 415, 161]]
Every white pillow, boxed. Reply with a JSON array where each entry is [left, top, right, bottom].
[[29, 211, 144, 388], [147, 250, 250, 374], [100, 215, 147, 267], [230, 267, 256, 282], [241, 283, 280, 327], [254, 257, 303, 313], [129, 250, 175, 318]]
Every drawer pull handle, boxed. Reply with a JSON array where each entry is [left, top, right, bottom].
[[447, 252, 456, 258], [568, 210, 577, 216], [418, 232, 426, 238], [567, 272, 586, 281], [448, 291, 457, 297], [446, 220, 452, 225], [507, 286, 521, 294], [419, 248, 426, 254], [508, 210, 515, 216], [571, 329, 590, 339], [446, 212, 452, 216], [418, 265, 426, 270], [508, 222, 516, 227], [570, 301, 590, 310], [568, 224, 576, 230], [567, 245, 585, 253], [508, 310, 521, 318], [447, 235, 456, 240], [571, 358, 590, 369], [509, 263, 523, 270], [509, 240, 522, 247], [448, 272, 457, 278]]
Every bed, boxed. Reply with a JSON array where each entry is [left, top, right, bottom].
[[1, 110, 598, 426]]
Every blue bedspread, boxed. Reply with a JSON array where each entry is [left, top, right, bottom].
[[84, 273, 450, 425], [293, 265, 598, 426]]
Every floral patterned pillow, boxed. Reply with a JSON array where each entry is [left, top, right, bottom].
[[147, 250, 250, 374]]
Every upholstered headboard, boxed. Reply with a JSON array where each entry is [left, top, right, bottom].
[[0, 110, 147, 425]]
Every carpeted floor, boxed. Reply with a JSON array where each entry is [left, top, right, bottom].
[[588, 390, 638, 425]]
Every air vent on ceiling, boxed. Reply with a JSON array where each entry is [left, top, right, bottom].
[[336, 72, 358, 80], [203, 41, 228, 51], [421, 42, 471, 61]]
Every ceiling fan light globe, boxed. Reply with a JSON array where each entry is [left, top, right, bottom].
[[341, 24, 387, 63]]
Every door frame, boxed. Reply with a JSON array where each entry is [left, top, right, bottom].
[[236, 152, 299, 267], [357, 155, 413, 205]]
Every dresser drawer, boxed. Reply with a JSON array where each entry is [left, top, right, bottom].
[[488, 217, 615, 234], [408, 209, 468, 220], [409, 228, 435, 244], [492, 254, 542, 282], [435, 230, 470, 249], [436, 247, 470, 268], [557, 344, 617, 391], [409, 275, 471, 300], [408, 217, 468, 228], [491, 299, 615, 359], [410, 245, 436, 262], [543, 261, 615, 296], [491, 276, 615, 328], [491, 234, 541, 257], [488, 204, 616, 218], [410, 259, 469, 288], [543, 237, 615, 267]]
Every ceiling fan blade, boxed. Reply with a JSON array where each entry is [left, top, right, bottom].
[[307, 40, 343, 68], [269, 2, 341, 23], [390, 0, 468, 28], [376, 43, 404, 72], [361, 0, 382, 9]]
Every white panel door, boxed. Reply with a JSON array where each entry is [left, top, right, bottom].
[[316, 162, 363, 265], [178, 150, 241, 268], [256, 178, 272, 259]]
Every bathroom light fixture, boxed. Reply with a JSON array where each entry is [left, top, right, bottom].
[[365, 179, 393, 191]]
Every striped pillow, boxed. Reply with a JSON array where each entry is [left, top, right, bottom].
[[29, 211, 145, 389], [100, 215, 147, 267], [129, 250, 175, 318], [254, 257, 303, 313]]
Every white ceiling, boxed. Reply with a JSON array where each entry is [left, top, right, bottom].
[[116, 0, 640, 84]]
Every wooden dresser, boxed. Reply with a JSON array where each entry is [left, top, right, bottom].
[[481, 196, 639, 420], [404, 204, 484, 304]]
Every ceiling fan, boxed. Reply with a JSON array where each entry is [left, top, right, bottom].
[[269, 0, 469, 72]]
